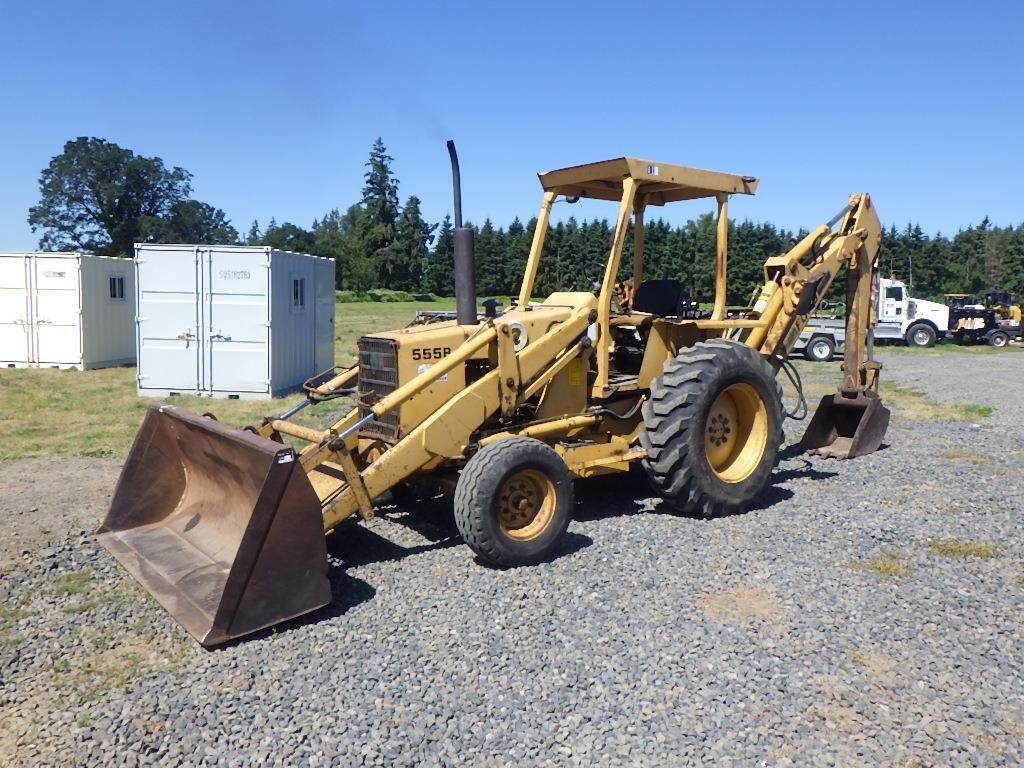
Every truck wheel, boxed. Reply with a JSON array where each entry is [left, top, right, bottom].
[[640, 340, 783, 518], [454, 437, 573, 567], [905, 323, 936, 347], [988, 330, 1009, 348], [803, 336, 835, 362]]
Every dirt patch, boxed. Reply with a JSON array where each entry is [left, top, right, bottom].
[[852, 650, 898, 680], [697, 587, 784, 623], [0, 457, 121, 568]]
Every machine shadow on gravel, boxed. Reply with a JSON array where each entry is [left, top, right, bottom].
[[211, 565, 377, 650], [568, 450, 849, 523]]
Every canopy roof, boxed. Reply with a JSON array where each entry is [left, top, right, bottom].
[[537, 158, 758, 206]]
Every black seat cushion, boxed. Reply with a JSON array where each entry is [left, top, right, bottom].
[[632, 279, 683, 316]]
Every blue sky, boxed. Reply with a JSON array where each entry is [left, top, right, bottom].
[[1, 0, 1020, 250]]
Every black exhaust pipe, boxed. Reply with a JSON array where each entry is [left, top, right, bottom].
[[447, 140, 477, 325]]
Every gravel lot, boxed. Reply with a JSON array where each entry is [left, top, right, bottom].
[[2, 348, 1022, 766]]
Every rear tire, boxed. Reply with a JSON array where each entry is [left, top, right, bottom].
[[640, 340, 783, 518], [988, 330, 1009, 348], [803, 336, 835, 362], [905, 323, 936, 348], [454, 437, 573, 567]]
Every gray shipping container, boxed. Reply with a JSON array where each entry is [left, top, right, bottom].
[[134, 244, 334, 399]]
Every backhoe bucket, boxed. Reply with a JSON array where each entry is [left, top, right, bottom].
[[97, 404, 331, 647], [799, 389, 890, 459]]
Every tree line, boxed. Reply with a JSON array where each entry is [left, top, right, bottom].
[[29, 137, 1024, 304]]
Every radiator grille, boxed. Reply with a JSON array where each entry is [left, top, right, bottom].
[[357, 337, 401, 441]]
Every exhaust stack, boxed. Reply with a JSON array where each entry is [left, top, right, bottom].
[[447, 140, 477, 325]]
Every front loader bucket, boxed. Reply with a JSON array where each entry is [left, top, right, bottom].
[[799, 389, 890, 459], [97, 404, 331, 647]]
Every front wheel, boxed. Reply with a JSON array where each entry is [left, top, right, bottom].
[[906, 323, 936, 348], [454, 437, 573, 567], [640, 340, 783, 518]]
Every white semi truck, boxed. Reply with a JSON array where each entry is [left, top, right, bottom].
[[795, 277, 949, 361]]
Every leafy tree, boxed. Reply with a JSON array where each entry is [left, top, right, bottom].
[[262, 221, 315, 253], [141, 200, 239, 244], [29, 137, 192, 255]]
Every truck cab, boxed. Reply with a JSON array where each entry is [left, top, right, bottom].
[[874, 277, 949, 347]]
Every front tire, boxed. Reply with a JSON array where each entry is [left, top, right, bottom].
[[906, 323, 936, 348], [454, 437, 573, 567], [640, 340, 783, 518]]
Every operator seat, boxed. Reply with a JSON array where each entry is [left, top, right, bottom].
[[632, 279, 683, 317]]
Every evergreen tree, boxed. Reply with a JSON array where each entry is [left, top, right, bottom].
[[381, 195, 436, 291], [424, 215, 455, 295], [362, 138, 400, 226]]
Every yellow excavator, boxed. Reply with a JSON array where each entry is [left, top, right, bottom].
[[98, 145, 890, 646]]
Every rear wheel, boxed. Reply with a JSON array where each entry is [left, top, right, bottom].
[[640, 340, 783, 518], [803, 335, 835, 362], [906, 323, 936, 348], [454, 437, 573, 567], [988, 330, 1009, 348]]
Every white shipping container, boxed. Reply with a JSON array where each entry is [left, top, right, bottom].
[[0, 252, 136, 370], [134, 244, 335, 399]]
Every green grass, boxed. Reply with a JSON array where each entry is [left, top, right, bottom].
[[792, 365, 994, 424], [927, 539, 1001, 559], [62, 599, 98, 614], [849, 553, 911, 579], [940, 449, 997, 467], [0, 300, 451, 460], [0, 599, 34, 648], [54, 571, 92, 595], [0, 298, 1000, 459]]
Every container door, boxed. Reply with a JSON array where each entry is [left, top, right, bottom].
[[204, 249, 270, 394], [0, 255, 33, 363], [314, 262, 335, 370], [33, 256, 82, 364], [137, 249, 201, 391]]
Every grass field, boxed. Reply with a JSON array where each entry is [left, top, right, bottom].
[[0, 297, 1000, 460], [0, 300, 451, 460]]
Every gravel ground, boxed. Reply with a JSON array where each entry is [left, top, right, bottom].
[[2, 348, 1023, 766]]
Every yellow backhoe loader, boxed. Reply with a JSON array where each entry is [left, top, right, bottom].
[[98, 145, 890, 646]]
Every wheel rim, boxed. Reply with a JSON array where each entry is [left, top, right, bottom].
[[497, 469, 557, 541], [993, 335, 1007, 347], [812, 341, 829, 359], [705, 383, 769, 483], [913, 328, 929, 345]]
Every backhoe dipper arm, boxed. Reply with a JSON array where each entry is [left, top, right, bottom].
[[752, 193, 890, 460]]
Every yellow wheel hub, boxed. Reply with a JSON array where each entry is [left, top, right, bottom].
[[497, 469, 556, 541], [705, 382, 768, 483]]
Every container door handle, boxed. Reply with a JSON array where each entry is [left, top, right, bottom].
[[177, 330, 196, 348]]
